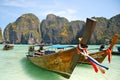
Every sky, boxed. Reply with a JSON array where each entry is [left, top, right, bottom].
[[0, 0, 120, 31]]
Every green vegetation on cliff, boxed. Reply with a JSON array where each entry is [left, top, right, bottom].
[[3, 13, 120, 44], [4, 13, 41, 44]]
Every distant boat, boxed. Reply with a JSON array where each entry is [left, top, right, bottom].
[[111, 46, 120, 55], [117, 46, 120, 52], [3, 44, 14, 50]]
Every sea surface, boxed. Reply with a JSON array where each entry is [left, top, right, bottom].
[[0, 44, 120, 80]]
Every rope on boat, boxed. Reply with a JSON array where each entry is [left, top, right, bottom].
[[76, 43, 109, 73], [76, 46, 109, 80], [105, 48, 112, 63]]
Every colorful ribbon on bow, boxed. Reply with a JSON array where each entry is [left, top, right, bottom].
[[105, 48, 112, 63], [76, 45, 109, 74]]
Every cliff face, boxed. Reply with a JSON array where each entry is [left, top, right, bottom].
[[90, 14, 120, 44], [90, 17, 109, 44], [40, 14, 120, 44], [4, 13, 41, 44], [40, 14, 69, 43], [3, 13, 120, 44], [68, 20, 85, 43], [40, 14, 85, 44], [107, 14, 120, 43]]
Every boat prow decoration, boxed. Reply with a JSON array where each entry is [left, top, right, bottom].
[[78, 34, 118, 64]]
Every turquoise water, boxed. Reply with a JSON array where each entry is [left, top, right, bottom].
[[0, 44, 120, 80]]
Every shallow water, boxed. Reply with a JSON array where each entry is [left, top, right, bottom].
[[0, 44, 120, 80]]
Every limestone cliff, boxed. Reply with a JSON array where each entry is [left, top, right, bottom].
[[3, 13, 120, 44], [107, 14, 120, 43], [90, 14, 120, 44], [90, 17, 109, 44], [4, 13, 41, 44], [40, 14, 85, 44]]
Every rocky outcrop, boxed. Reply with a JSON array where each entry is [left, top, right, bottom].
[[90, 17, 109, 44], [90, 14, 120, 44], [40, 14, 69, 44], [4, 13, 41, 44], [40, 14, 120, 44], [68, 20, 85, 43], [3, 13, 120, 44], [40, 14, 85, 44], [107, 14, 120, 43]]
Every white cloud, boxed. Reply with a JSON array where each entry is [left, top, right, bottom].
[[41, 9, 78, 21], [67, 9, 76, 14], [0, 0, 80, 22], [55, 9, 76, 16], [1, 0, 38, 8]]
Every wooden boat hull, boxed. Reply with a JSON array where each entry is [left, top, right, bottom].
[[79, 34, 118, 64], [3, 44, 14, 50], [78, 50, 107, 64], [3, 46, 14, 50], [27, 47, 79, 78], [27, 49, 108, 78]]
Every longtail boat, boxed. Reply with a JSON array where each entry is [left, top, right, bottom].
[[79, 34, 118, 64], [26, 18, 96, 78], [3, 44, 14, 50]]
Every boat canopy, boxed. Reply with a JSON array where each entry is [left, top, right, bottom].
[[48, 45, 75, 49]]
